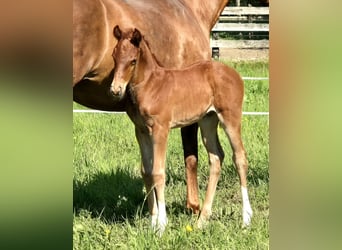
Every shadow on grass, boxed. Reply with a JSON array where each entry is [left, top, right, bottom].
[[73, 168, 145, 223]]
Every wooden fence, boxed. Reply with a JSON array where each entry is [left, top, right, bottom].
[[211, 6, 269, 59]]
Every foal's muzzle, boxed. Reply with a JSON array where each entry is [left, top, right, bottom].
[[111, 85, 122, 96], [110, 81, 125, 99]]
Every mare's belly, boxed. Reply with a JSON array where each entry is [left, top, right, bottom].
[[73, 80, 127, 111]]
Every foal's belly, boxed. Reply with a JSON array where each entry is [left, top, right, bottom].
[[170, 102, 214, 129], [168, 78, 214, 128]]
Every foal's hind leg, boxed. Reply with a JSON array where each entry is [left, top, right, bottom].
[[218, 111, 253, 227], [196, 113, 225, 228]]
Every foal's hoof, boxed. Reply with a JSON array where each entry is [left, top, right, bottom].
[[242, 207, 253, 228], [152, 227, 165, 237], [195, 216, 210, 230], [195, 209, 212, 230], [153, 225, 167, 237], [151, 216, 168, 236]]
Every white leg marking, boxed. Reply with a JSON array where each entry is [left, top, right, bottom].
[[157, 201, 168, 235], [148, 189, 158, 230], [151, 214, 158, 229], [241, 186, 253, 226]]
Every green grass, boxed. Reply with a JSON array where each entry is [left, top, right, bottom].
[[73, 61, 269, 249], [224, 61, 269, 114]]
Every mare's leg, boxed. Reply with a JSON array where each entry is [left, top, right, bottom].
[[196, 113, 225, 228], [134, 127, 158, 229], [218, 111, 253, 227], [181, 124, 200, 214], [150, 123, 170, 234]]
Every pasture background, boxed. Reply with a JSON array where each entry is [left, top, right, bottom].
[[2, 2, 342, 249], [73, 61, 269, 249]]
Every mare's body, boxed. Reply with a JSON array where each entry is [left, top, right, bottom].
[[111, 26, 252, 233], [73, 0, 229, 213]]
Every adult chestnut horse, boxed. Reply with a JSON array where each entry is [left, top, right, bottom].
[[110, 26, 252, 233], [73, 0, 229, 214]]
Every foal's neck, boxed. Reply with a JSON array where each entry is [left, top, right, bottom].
[[138, 39, 159, 74], [132, 39, 158, 87]]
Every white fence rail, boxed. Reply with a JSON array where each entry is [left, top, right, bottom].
[[212, 23, 269, 32], [221, 6, 269, 16]]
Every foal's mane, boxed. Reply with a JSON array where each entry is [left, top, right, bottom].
[[140, 35, 162, 67], [119, 28, 163, 67]]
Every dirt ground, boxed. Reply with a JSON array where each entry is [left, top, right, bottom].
[[218, 48, 269, 61]]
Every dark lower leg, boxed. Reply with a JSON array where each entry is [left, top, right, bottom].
[[181, 124, 200, 214]]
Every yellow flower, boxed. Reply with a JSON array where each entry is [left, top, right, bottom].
[[104, 228, 111, 237], [185, 225, 193, 232]]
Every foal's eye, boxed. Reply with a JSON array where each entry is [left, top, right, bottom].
[[131, 60, 136, 66]]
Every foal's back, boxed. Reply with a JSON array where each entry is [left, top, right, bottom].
[[147, 61, 215, 128], [149, 60, 244, 128], [162, 60, 243, 103]]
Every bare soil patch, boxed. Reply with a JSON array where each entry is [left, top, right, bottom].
[[219, 48, 269, 61]]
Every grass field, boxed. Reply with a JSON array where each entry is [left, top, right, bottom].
[[73, 61, 269, 249]]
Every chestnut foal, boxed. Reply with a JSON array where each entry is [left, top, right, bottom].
[[110, 26, 253, 234]]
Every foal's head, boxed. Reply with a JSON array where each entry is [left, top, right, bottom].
[[110, 25, 142, 99]]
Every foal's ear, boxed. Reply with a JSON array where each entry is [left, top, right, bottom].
[[113, 25, 122, 40], [131, 28, 142, 47]]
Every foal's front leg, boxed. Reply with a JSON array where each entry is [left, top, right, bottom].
[[150, 123, 169, 234], [134, 127, 158, 229]]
